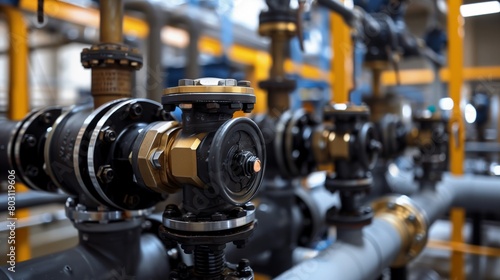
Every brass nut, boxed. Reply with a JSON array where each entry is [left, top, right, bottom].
[[170, 134, 206, 187], [136, 121, 181, 193], [372, 195, 428, 267]]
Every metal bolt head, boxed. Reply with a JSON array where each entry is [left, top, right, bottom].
[[415, 233, 424, 242], [103, 128, 117, 142], [218, 79, 237, 86], [407, 214, 416, 222], [26, 165, 39, 177], [157, 108, 170, 121], [231, 207, 246, 218], [150, 150, 163, 169], [42, 112, 53, 124], [24, 135, 37, 147], [211, 212, 224, 221], [237, 80, 251, 87], [97, 166, 114, 184], [179, 103, 193, 109], [178, 79, 194, 86], [129, 103, 143, 118], [164, 204, 181, 217]]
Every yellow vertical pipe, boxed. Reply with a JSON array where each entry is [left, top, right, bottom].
[[448, 1, 465, 279], [331, 4, 352, 104], [2, 5, 31, 261], [251, 52, 271, 114]]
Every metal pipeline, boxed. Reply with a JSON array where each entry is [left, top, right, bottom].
[[168, 11, 201, 79], [125, 0, 166, 102], [276, 174, 500, 280], [0, 220, 169, 279], [0, 191, 68, 211], [100, 0, 124, 43], [276, 219, 401, 280]]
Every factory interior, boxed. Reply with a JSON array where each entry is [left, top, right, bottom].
[[0, 0, 500, 279]]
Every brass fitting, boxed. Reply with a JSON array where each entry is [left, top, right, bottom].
[[258, 22, 297, 37], [312, 125, 351, 164], [372, 195, 428, 267], [135, 121, 181, 193], [169, 134, 206, 187]]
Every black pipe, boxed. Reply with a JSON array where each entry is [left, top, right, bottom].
[[0, 220, 169, 279], [0, 120, 18, 179], [0, 191, 68, 211]]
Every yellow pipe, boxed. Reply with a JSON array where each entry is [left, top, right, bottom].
[[381, 66, 500, 85], [428, 240, 500, 258], [331, 3, 352, 103], [2, 5, 31, 261], [448, 0, 465, 279]]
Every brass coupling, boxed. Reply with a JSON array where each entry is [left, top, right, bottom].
[[372, 195, 428, 267], [312, 124, 351, 164], [313, 104, 381, 169], [258, 21, 297, 38], [134, 121, 211, 193]]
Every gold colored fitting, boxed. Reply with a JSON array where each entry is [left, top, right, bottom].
[[364, 60, 390, 71], [136, 121, 181, 193], [406, 128, 433, 147], [372, 196, 428, 267], [169, 134, 206, 187], [135, 121, 210, 193], [164, 85, 253, 95], [312, 124, 350, 165], [258, 22, 297, 37]]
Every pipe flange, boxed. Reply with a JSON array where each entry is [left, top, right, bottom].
[[87, 99, 167, 210], [163, 209, 256, 232], [323, 103, 370, 120], [283, 109, 318, 176], [162, 78, 255, 113], [12, 107, 63, 192], [358, 122, 380, 170], [65, 197, 153, 224], [81, 43, 143, 70], [372, 195, 428, 267]]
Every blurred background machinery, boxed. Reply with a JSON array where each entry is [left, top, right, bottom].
[[0, 0, 500, 280]]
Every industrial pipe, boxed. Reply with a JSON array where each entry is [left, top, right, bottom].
[[0, 220, 169, 279], [0, 191, 68, 211], [276, 219, 401, 280], [100, 0, 124, 43], [125, 0, 166, 102], [276, 175, 500, 280]]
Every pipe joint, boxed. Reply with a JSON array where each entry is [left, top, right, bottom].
[[372, 195, 428, 267]]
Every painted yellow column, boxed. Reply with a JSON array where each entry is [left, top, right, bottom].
[[447, 1, 465, 279], [330, 3, 352, 103], [2, 5, 31, 261]]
